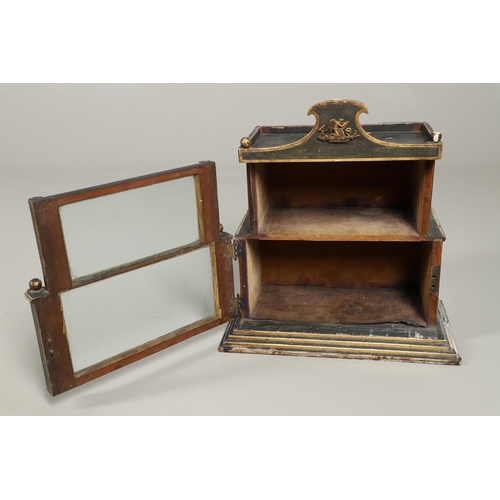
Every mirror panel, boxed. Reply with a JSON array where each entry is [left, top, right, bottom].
[[59, 175, 200, 279], [61, 245, 216, 373]]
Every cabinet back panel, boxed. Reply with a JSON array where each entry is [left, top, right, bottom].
[[259, 241, 429, 289], [257, 161, 425, 209]]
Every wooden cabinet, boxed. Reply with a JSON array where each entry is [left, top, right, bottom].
[[220, 100, 460, 365], [26, 99, 460, 396]]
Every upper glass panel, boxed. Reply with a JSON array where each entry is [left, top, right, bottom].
[[59, 176, 200, 279]]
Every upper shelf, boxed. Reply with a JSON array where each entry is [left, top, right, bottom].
[[259, 206, 421, 242], [236, 208, 446, 242], [239, 100, 442, 163]]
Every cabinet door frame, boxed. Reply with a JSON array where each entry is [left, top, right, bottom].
[[26, 161, 234, 396]]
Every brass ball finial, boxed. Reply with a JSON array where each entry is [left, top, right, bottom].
[[432, 131, 442, 143], [29, 278, 43, 291], [240, 137, 251, 148]]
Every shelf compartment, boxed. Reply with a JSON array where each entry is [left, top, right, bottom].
[[240, 239, 440, 327], [249, 160, 434, 237]]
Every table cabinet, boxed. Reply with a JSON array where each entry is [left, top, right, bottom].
[[26, 99, 460, 396], [220, 100, 460, 365]]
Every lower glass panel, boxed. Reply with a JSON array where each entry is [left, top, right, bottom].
[[61, 245, 216, 372]]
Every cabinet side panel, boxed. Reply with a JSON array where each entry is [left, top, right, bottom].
[[247, 164, 257, 234], [415, 160, 435, 235], [419, 240, 442, 326], [243, 239, 261, 317], [427, 240, 443, 326], [419, 241, 432, 325], [247, 164, 270, 233], [409, 160, 426, 234]]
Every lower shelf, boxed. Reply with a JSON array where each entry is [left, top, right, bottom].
[[220, 301, 461, 366], [252, 284, 426, 327]]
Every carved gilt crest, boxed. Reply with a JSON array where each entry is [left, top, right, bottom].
[[317, 118, 360, 143]]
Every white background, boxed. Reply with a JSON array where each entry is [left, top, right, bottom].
[[1, 2, 498, 498]]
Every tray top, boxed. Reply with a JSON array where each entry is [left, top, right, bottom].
[[239, 100, 442, 162]]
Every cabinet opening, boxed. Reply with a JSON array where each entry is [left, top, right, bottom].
[[251, 161, 434, 240], [244, 240, 434, 327]]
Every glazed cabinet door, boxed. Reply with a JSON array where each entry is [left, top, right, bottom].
[[26, 161, 234, 395]]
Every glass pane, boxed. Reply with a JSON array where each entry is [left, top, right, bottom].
[[59, 176, 200, 279], [61, 246, 216, 372]]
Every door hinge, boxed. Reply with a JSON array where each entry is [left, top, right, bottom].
[[430, 266, 440, 294], [226, 240, 239, 260], [229, 294, 240, 313]]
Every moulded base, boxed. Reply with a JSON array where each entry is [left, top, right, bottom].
[[219, 301, 460, 366]]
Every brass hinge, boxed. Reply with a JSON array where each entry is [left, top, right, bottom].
[[226, 241, 239, 260], [430, 266, 440, 294], [229, 294, 240, 313]]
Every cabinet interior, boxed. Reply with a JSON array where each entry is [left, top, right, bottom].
[[251, 161, 433, 240], [244, 239, 434, 327]]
